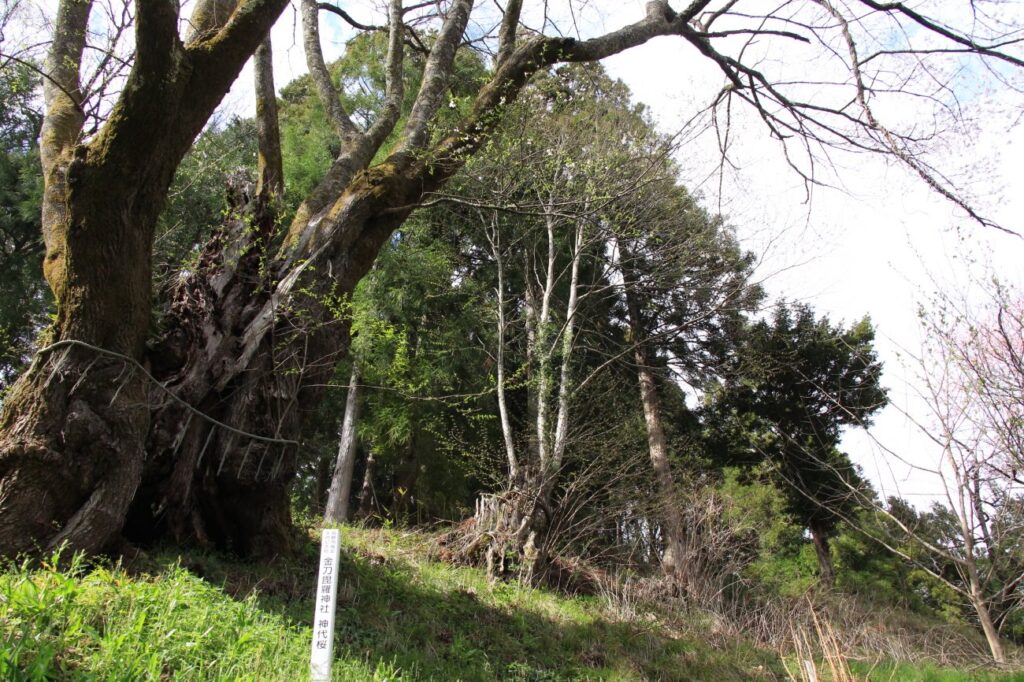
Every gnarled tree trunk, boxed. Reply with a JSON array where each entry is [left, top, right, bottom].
[[0, 0, 288, 558]]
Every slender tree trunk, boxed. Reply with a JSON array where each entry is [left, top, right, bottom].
[[476, 213, 584, 584], [524, 273, 541, 465], [548, 220, 583, 485], [809, 521, 835, 588], [324, 366, 361, 523], [971, 580, 1007, 664], [485, 215, 518, 482], [617, 239, 689, 589], [356, 452, 377, 519], [534, 209, 558, 479], [254, 36, 284, 201], [391, 422, 420, 521], [312, 454, 332, 515], [952, 461, 1006, 663], [634, 349, 689, 586]]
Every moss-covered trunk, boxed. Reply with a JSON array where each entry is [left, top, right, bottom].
[[0, 156, 172, 556], [0, 102, 182, 553], [0, 0, 288, 560], [127, 164, 423, 557]]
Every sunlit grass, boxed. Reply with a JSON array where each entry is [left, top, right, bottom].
[[0, 527, 1017, 681]]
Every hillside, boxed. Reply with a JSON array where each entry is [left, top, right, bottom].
[[1, 526, 1020, 681]]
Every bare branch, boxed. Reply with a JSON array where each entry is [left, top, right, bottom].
[[817, 0, 1015, 233], [857, 0, 1024, 69], [317, 2, 381, 32]]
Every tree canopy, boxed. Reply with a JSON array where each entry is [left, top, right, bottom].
[[710, 303, 887, 583]]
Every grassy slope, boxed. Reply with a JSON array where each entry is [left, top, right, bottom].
[[0, 526, 1020, 681]]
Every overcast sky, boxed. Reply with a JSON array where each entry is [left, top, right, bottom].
[[596, 2, 1024, 504]]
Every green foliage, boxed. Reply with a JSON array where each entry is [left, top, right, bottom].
[[708, 303, 887, 550], [847, 660, 1024, 681], [0, 551, 309, 680], [281, 34, 491, 522], [0, 60, 48, 391], [345, 220, 494, 521], [719, 469, 820, 596]]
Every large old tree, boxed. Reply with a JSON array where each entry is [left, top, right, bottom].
[[0, 0, 1021, 559]]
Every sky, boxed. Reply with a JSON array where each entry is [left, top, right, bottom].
[[592, 2, 1024, 504]]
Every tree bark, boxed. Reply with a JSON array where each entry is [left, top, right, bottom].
[[618, 239, 690, 589], [324, 366, 361, 523], [0, 0, 288, 559], [971, 580, 1007, 664], [485, 215, 519, 482], [356, 452, 377, 519], [634, 349, 690, 587], [954, 462, 1006, 663], [391, 423, 420, 521], [809, 520, 835, 588], [254, 35, 284, 201]]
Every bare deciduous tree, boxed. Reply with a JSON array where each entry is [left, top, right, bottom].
[[897, 282, 1024, 663], [806, 277, 1024, 663]]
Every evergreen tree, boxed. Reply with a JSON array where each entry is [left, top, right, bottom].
[[711, 303, 887, 585], [0, 61, 47, 392]]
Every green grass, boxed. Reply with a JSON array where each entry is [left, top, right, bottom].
[[0, 527, 1018, 681], [847, 660, 1024, 681], [0, 554, 308, 680]]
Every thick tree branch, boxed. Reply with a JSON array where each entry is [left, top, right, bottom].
[[91, 0, 287, 180], [39, 0, 91, 262], [40, 0, 91, 166], [395, 0, 474, 154], [424, 5, 695, 179], [254, 36, 283, 200], [180, 0, 290, 138], [365, 0, 406, 150], [301, 0, 360, 141], [135, 0, 179, 72], [184, 0, 236, 45], [497, 0, 522, 66]]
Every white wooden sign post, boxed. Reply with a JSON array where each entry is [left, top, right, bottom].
[[310, 528, 341, 682]]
